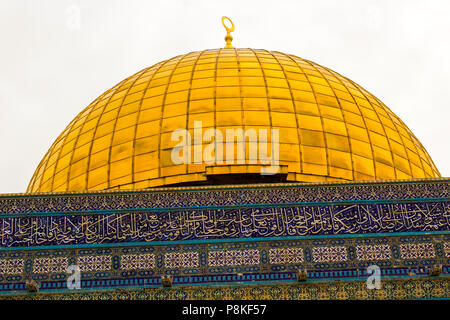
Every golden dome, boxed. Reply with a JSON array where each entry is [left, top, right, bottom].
[[28, 48, 440, 193]]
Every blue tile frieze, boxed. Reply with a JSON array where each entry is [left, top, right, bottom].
[[0, 180, 449, 296], [0, 200, 448, 247], [0, 179, 448, 215], [0, 232, 448, 292]]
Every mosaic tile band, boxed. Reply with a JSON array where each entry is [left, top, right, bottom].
[[1, 278, 448, 300], [0, 233, 448, 292], [0, 179, 448, 214]]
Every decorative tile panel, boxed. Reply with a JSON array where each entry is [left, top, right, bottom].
[[209, 250, 260, 267], [268, 248, 303, 264], [0, 201, 448, 248], [2, 179, 447, 215], [0, 259, 24, 275], [312, 246, 347, 263], [77, 256, 111, 272], [0, 234, 448, 295], [444, 242, 450, 258], [164, 252, 198, 269], [121, 254, 155, 270], [33, 257, 68, 274], [400, 243, 435, 259], [356, 245, 391, 261], [2, 278, 449, 300], [0, 180, 448, 248]]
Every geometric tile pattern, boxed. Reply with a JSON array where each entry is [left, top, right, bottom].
[[0, 234, 446, 280], [164, 252, 198, 269], [208, 250, 260, 267], [444, 242, 450, 258], [121, 254, 155, 270], [0, 259, 24, 275], [312, 246, 347, 262], [268, 248, 303, 264], [0, 234, 446, 283], [355, 245, 391, 261], [32, 257, 68, 274], [399, 243, 435, 259], [0, 232, 447, 299], [77, 255, 111, 272]]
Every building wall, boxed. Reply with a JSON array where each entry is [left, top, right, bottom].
[[0, 179, 449, 299]]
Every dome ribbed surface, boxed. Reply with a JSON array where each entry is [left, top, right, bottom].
[[28, 48, 440, 192]]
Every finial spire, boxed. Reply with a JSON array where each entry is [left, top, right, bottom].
[[222, 16, 235, 48]]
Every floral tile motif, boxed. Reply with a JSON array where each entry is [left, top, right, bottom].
[[356, 245, 391, 261], [209, 250, 260, 267], [33, 257, 68, 274], [400, 243, 435, 259], [77, 255, 111, 272], [164, 252, 198, 269], [268, 248, 303, 264], [121, 254, 155, 270], [3, 278, 448, 300], [0, 259, 24, 275], [312, 246, 347, 263]]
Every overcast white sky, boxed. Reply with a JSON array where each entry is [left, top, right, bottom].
[[0, 0, 449, 194]]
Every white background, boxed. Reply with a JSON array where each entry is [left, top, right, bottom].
[[0, 0, 448, 193]]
